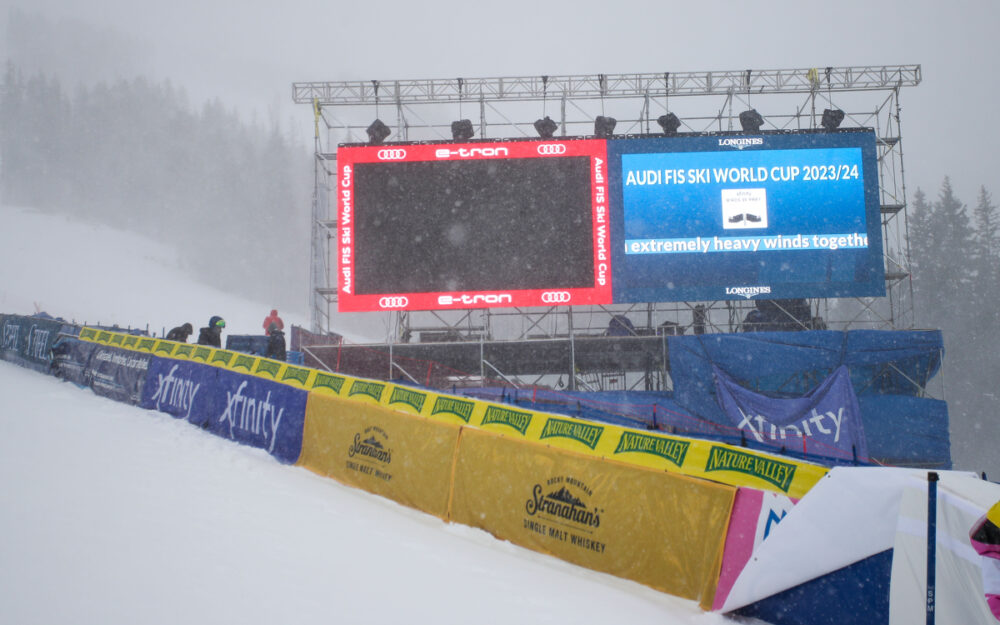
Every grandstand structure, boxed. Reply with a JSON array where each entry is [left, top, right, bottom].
[[293, 65, 921, 391]]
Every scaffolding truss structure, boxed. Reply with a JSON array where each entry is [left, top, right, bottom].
[[293, 64, 921, 388]]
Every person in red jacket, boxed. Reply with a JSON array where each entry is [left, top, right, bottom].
[[262, 309, 283, 336]]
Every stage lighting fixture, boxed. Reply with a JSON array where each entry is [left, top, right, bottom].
[[657, 113, 681, 135], [451, 119, 475, 141], [821, 108, 845, 131], [366, 119, 391, 145], [534, 116, 558, 139], [594, 115, 617, 137], [739, 109, 764, 133]]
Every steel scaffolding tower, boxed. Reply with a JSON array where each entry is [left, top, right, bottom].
[[294, 65, 921, 344]]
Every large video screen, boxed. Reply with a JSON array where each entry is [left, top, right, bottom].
[[336, 139, 612, 311], [607, 130, 885, 302]]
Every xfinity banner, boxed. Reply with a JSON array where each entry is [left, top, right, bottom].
[[608, 130, 885, 302], [712, 364, 868, 461], [140, 358, 219, 423], [203, 369, 307, 464]]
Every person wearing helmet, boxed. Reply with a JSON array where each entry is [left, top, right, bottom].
[[971, 501, 1000, 620], [197, 316, 226, 347]]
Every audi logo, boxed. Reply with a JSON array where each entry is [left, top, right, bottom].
[[376, 149, 407, 160], [536, 144, 567, 155], [378, 296, 409, 308], [541, 291, 572, 304]]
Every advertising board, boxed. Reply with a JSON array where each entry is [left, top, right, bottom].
[[608, 130, 885, 302], [336, 139, 612, 311]]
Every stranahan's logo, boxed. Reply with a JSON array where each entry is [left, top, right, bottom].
[[613, 431, 690, 467], [348, 425, 392, 464], [704, 446, 797, 493], [525, 476, 601, 529]]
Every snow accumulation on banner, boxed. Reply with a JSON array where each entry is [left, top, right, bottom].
[[712, 364, 867, 461]]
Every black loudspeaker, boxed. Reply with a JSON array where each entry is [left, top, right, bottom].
[[366, 119, 391, 144], [594, 115, 617, 137], [821, 108, 845, 131], [739, 109, 764, 133], [534, 116, 558, 138], [657, 113, 681, 135], [451, 119, 475, 141]]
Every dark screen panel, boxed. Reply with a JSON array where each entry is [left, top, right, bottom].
[[353, 157, 594, 295]]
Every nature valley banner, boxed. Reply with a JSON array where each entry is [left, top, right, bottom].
[[298, 392, 461, 518], [712, 364, 868, 461], [450, 427, 735, 603]]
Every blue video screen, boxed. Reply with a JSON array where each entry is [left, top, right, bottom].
[[607, 130, 885, 302]]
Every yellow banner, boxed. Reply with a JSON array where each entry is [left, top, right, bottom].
[[298, 392, 461, 519], [81, 327, 828, 498], [450, 427, 735, 603]]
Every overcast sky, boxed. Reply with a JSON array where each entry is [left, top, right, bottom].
[[2, 0, 996, 202]]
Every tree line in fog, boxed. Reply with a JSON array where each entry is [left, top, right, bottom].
[[0, 63, 311, 310], [909, 178, 999, 470]]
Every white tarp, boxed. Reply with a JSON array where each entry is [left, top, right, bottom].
[[889, 474, 1000, 625], [721, 466, 978, 613]]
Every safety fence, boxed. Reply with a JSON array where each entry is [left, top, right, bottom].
[[2, 313, 830, 608]]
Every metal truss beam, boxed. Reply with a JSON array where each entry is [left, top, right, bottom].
[[293, 65, 920, 106]]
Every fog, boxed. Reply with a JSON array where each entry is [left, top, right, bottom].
[[0, 3, 997, 471]]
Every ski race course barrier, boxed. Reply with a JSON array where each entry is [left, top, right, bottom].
[[4, 317, 830, 610]]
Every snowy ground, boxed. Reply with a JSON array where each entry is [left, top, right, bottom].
[[0, 205, 746, 624]]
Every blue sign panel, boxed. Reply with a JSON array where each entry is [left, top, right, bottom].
[[607, 130, 885, 302], [86, 344, 153, 405], [140, 357, 220, 423], [202, 369, 307, 464]]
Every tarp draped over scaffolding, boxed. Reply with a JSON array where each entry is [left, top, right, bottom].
[[712, 364, 868, 461], [669, 330, 947, 466]]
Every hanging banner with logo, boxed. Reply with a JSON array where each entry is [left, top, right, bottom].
[[202, 368, 307, 464], [713, 364, 868, 461], [140, 357, 220, 423], [1, 314, 70, 373], [298, 392, 462, 518], [84, 343, 153, 405], [450, 427, 735, 605]]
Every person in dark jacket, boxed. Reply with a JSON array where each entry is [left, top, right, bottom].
[[197, 316, 225, 348], [166, 323, 193, 343], [265, 323, 286, 361]]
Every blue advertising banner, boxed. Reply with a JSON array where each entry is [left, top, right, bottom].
[[201, 368, 307, 464], [85, 344, 153, 405], [140, 357, 220, 424], [51, 337, 98, 386], [1, 314, 72, 373], [712, 364, 868, 461], [607, 130, 885, 302]]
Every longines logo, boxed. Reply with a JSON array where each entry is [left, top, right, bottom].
[[718, 137, 764, 150], [726, 285, 771, 299]]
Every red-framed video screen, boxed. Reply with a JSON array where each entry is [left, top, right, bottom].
[[336, 138, 612, 312]]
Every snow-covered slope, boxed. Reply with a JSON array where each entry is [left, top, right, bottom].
[[0, 205, 742, 624]]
